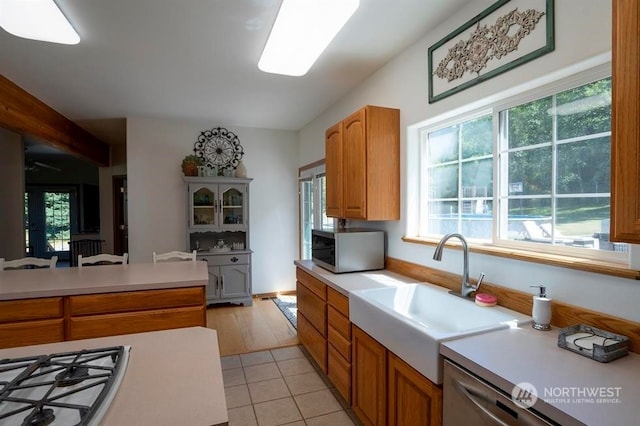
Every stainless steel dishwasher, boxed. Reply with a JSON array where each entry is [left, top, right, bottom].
[[443, 360, 556, 425]]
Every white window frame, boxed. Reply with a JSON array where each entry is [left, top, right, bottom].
[[299, 163, 332, 259], [411, 62, 626, 264]]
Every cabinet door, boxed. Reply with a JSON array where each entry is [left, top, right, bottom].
[[220, 264, 250, 299], [326, 122, 344, 217], [388, 352, 442, 426], [352, 325, 387, 426], [219, 184, 248, 231], [206, 264, 221, 301], [611, 0, 640, 242], [189, 184, 218, 229], [342, 108, 367, 219]]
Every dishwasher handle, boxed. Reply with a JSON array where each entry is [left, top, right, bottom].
[[453, 378, 512, 426]]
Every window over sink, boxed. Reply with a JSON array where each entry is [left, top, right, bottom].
[[411, 64, 626, 263]]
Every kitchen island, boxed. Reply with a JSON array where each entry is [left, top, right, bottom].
[[0, 261, 208, 348], [0, 326, 228, 426]]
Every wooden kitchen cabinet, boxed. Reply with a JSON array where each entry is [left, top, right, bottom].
[[611, 0, 640, 243], [0, 297, 64, 348], [388, 352, 442, 426], [66, 286, 206, 340], [296, 268, 328, 372], [352, 325, 443, 426], [325, 122, 343, 217], [325, 105, 400, 220], [327, 287, 352, 403], [352, 325, 387, 426]]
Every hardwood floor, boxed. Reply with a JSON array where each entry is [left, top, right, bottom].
[[206, 297, 299, 356]]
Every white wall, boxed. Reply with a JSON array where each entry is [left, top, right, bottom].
[[126, 116, 298, 294], [0, 128, 25, 260], [298, 0, 640, 322]]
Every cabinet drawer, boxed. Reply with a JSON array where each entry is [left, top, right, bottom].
[[298, 312, 327, 373], [297, 281, 326, 336], [328, 344, 351, 404], [328, 305, 351, 340], [0, 319, 64, 349], [328, 323, 351, 362], [296, 268, 326, 301], [327, 287, 349, 316], [0, 297, 63, 323], [68, 287, 204, 316], [200, 253, 250, 266], [67, 306, 205, 340]]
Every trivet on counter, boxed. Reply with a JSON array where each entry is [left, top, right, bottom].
[[557, 324, 629, 362]]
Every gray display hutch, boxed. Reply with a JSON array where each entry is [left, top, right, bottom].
[[184, 176, 252, 306]]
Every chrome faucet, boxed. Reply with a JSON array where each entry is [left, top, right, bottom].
[[432, 233, 485, 299]]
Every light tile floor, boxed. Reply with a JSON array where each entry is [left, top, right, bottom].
[[222, 345, 359, 426]]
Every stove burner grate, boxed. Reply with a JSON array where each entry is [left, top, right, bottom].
[[0, 346, 129, 426]]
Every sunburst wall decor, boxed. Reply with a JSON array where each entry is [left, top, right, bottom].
[[194, 127, 245, 175]]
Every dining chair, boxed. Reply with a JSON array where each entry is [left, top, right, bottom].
[[0, 256, 58, 270], [153, 250, 197, 263], [78, 253, 128, 267]]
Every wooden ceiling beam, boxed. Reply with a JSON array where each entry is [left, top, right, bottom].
[[0, 74, 110, 166]]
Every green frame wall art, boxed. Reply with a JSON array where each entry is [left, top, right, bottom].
[[428, 0, 555, 103]]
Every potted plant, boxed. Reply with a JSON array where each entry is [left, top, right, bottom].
[[181, 154, 203, 176]]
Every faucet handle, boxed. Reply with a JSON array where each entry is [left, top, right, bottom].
[[475, 273, 486, 290]]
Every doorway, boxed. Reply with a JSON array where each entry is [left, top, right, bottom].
[[25, 187, 78, 261]]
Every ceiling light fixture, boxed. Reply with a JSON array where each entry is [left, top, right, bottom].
[[0, 0, 80, 45], [258, 0, 359, 77]]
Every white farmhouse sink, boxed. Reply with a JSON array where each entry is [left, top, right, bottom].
[[349, 283, 531, 384]]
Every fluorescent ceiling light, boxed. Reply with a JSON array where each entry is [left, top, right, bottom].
[[259, 0, 359, 76], [0, 0, 80, 45]]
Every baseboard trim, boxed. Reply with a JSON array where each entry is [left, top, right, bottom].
[[253, 290, 297, 300]]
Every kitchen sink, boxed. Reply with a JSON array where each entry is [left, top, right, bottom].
[[349, 283, 531, 384]]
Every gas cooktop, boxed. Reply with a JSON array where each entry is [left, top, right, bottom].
[[0, 345, 130, 426]]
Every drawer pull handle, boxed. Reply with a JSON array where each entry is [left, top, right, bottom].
[[231, 256, 239, 263]]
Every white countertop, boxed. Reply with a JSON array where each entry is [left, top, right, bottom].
[[441, 326, 640, 426], [0, 327, 227, 426], [0, 261, 209, 300], [294, 259, 418, 296]]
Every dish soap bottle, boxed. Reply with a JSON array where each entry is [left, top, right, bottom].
[[530, 285, 551, 331]]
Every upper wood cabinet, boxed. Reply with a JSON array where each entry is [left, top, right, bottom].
[[611, 0, 640, 243], [325, 105, 400, 220], [326, 122, 343, 217]]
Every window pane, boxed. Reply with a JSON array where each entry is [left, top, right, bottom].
[[556, 137, 610, 194], [507, 148, 552, 195], [45, 192, 71, 252], [429, 164, 458, 199], [428, 127, 458, 164], [461, 115, 492, 158], [508, 198, 551, 241], [557, 78, 611, 140], [428, 201, 458, 235], [462, 158, 493, 198], [556, 197, 609, 245], [507, 97, 553, 148]]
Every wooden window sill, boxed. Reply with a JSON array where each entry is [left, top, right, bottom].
[[402, 236, 640, 280]]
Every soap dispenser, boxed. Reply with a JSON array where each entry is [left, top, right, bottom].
[[530, 285, 551, 331]]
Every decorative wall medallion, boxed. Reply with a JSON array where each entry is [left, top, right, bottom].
[[428, 0, 554, 103], [194, 127, 244, 174]]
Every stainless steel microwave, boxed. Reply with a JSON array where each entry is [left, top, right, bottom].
[[311, 228, 385, 273]]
